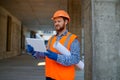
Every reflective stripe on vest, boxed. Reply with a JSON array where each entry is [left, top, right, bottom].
[[64, 33, 72, 47]]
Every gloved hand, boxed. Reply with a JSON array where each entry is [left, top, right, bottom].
[[34, 52, 45, 59], [26, 44, 35, 56], [45, 50, 58, 61], [26, 44, 45, 59]]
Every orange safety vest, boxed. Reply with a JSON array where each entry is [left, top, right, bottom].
[[45, 32, 77, 80]]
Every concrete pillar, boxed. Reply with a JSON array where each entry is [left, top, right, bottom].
[[11, 22, 21, 55], [116, 1, 120, 80], [0, 8, 7, 59], [82, 0, 120, 80], [67, 0, 82, 40], [92, 0, 120, 80], [81, 0, 93, 80]]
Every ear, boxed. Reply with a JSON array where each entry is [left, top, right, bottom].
[[65, 20, 68, 25]]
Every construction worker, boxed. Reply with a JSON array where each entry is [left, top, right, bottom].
[[27, 10, 80, 80]]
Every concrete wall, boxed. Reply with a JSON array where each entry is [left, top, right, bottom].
[[0, 6, 21, 59], [92, 0, 120, 80]]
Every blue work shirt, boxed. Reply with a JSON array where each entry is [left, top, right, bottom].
[[56, 30, 80, 66]]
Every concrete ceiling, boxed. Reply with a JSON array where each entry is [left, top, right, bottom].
[[0, 0, 67, 31]]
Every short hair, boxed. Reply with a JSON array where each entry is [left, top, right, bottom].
[[61, 16, 69, 22]]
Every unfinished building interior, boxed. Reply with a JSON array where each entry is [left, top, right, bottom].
[[0, 0, 120, 80]]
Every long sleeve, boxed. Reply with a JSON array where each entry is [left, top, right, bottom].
[[57, 39, 80, 66]]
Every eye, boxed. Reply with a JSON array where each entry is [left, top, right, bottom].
[[54, 21, 57, 24], [58, 21, 60, 23], [58, 20, 62, 23]]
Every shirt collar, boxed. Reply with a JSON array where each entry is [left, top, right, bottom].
[[56, 30, 68, 41], [56, 30, 68, 37]]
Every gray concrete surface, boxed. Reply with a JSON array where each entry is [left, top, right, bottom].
[[92, 1, 120, 80], [0, 54, 84, 80]]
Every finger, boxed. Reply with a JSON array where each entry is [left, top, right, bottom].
[[44, 52, 49, 55], [47, 49, 52, 53]]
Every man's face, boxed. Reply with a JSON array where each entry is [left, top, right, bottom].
[[53, 17, 67, 32]]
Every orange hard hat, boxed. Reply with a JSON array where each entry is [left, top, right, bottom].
[[52, 10, 70, 22]]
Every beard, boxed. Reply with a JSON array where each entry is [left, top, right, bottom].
[[55, 23, 66, 32]]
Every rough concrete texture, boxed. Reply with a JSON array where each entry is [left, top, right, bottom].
[[0, 7, 21, 59], [93, 0, 120, 80]]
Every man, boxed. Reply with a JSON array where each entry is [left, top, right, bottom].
[[27, 10, 80, 80]]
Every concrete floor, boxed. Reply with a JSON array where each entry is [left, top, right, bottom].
[[0, 54, 84, 80]]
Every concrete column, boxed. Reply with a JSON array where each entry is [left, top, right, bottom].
[[92, 0, 120, 80], [67, 0, 82, 40], [11, 22, 21, 55], [82, 0, 120, 80], [81, 0, 93, 80], [0, 7, 8, 59], [116, 1, 120, 80]]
